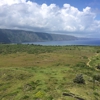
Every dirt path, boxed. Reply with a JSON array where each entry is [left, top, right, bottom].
[[87, 57, 91, 67], [87, 53, 99, 68]]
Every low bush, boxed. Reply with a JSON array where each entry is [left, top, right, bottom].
[[74, 62, 88, 68], [93, 74, 100, 82], [73, 74, 85, 84], [96, 65, 100, 69]]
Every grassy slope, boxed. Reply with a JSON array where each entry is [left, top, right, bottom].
[[0, 44, 100, 100]]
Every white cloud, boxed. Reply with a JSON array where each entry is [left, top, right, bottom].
[[0, 0, 100, 36], [0, 0, 26, 6]]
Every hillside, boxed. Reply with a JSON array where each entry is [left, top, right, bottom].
[[0, 29, 77, 43]]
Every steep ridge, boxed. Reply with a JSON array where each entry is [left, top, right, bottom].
[[0, 29, 77, 43]]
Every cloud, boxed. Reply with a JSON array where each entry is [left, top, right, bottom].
[[0, 0, 26, 6], [0, 0, 100, 36]]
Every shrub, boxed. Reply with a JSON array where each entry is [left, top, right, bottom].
[[93, 74, 100, 82], [96, 65, 100, 69], [73, 74, 85, 84], [96, 50, 100, 53], [22, 95, 29, 99], [75, 62, 88, 68], [34, 91, 45, 99]]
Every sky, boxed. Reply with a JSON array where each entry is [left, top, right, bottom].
[[0, 0, 100, 37]]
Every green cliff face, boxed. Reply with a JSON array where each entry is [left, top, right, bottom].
[[0, 29, 77, 43]]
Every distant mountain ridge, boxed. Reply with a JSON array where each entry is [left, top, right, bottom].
[[0, 29, 78, 43]]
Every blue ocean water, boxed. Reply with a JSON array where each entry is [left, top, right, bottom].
[[24, 38, 100, 46]]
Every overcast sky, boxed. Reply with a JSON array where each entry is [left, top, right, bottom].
[[0, 0, 100, 37]]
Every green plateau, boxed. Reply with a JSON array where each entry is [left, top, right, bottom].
[[0, 44, 100, 100]]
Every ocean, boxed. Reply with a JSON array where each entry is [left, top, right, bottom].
[[23, 38, 100, 46]]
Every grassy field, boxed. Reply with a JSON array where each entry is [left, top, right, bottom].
[[0, 44, 100, 100]]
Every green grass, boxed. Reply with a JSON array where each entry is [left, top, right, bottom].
[[0, 44, 100, 100]]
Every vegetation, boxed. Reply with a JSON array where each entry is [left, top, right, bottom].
[[96, 65, 100, 69], [0, 44, 100, 100], [73, 74, 85, 84], [93, 74, 100, 82]]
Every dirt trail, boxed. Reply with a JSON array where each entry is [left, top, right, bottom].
[[87, 53, 99, 68], [87, 58, 91, 67]]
